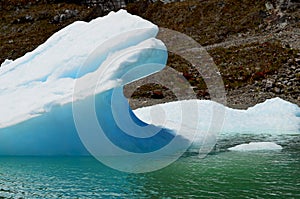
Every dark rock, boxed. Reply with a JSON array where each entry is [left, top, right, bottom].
[[65, 9, 79, 17], [60, 14, 66, 21], [13, 15, 34, 24], [266, 79, 274, 88], [265, 2, 274, 11], [278, 15, 287, 24], [259, 10, 268, 18], [274, 87, 281, 94], [52, 9, 79, 23], [53, 15, 60, 23], [151, 90, 164, 99]]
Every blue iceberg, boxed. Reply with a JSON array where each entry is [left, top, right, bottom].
[[0, 10, 187, 157], [0, 10, 299, 159]]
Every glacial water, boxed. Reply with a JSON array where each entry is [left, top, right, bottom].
[[1, 134, 299, 198]]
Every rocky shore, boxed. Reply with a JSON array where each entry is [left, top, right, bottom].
[[127, 0, 300, 109], [1, 0, 299, 109]]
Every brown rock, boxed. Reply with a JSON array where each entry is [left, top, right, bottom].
[[151, 90, 164, 99]]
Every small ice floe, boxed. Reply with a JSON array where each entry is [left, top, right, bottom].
[[228, 142, 283, 151]]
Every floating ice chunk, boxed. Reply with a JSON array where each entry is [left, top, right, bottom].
[[228, 142, 283, 151]]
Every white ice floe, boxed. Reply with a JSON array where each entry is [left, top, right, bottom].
[[228, 142, 283, 151]]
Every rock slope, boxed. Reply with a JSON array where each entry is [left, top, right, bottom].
[[1, 0, 299, 109]]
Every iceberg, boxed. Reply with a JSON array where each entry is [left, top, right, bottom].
[[135, 97, 300, 135], [134, 97, 300, 153], [0, 10, 299, 158], [0, 10, 172, 156], [228, 142, 283, 151]]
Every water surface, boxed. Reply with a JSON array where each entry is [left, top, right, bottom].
[[1, 135, 299, 198]]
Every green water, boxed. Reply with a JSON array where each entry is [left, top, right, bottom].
[[1, 135, 300, 198]]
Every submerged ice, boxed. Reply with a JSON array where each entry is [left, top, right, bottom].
[[0, 10, 299, 156]]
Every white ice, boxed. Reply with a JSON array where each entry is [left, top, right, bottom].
[[228, 142, 283, 151]]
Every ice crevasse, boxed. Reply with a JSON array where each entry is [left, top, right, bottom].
[[0, 10, 299, 156]]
